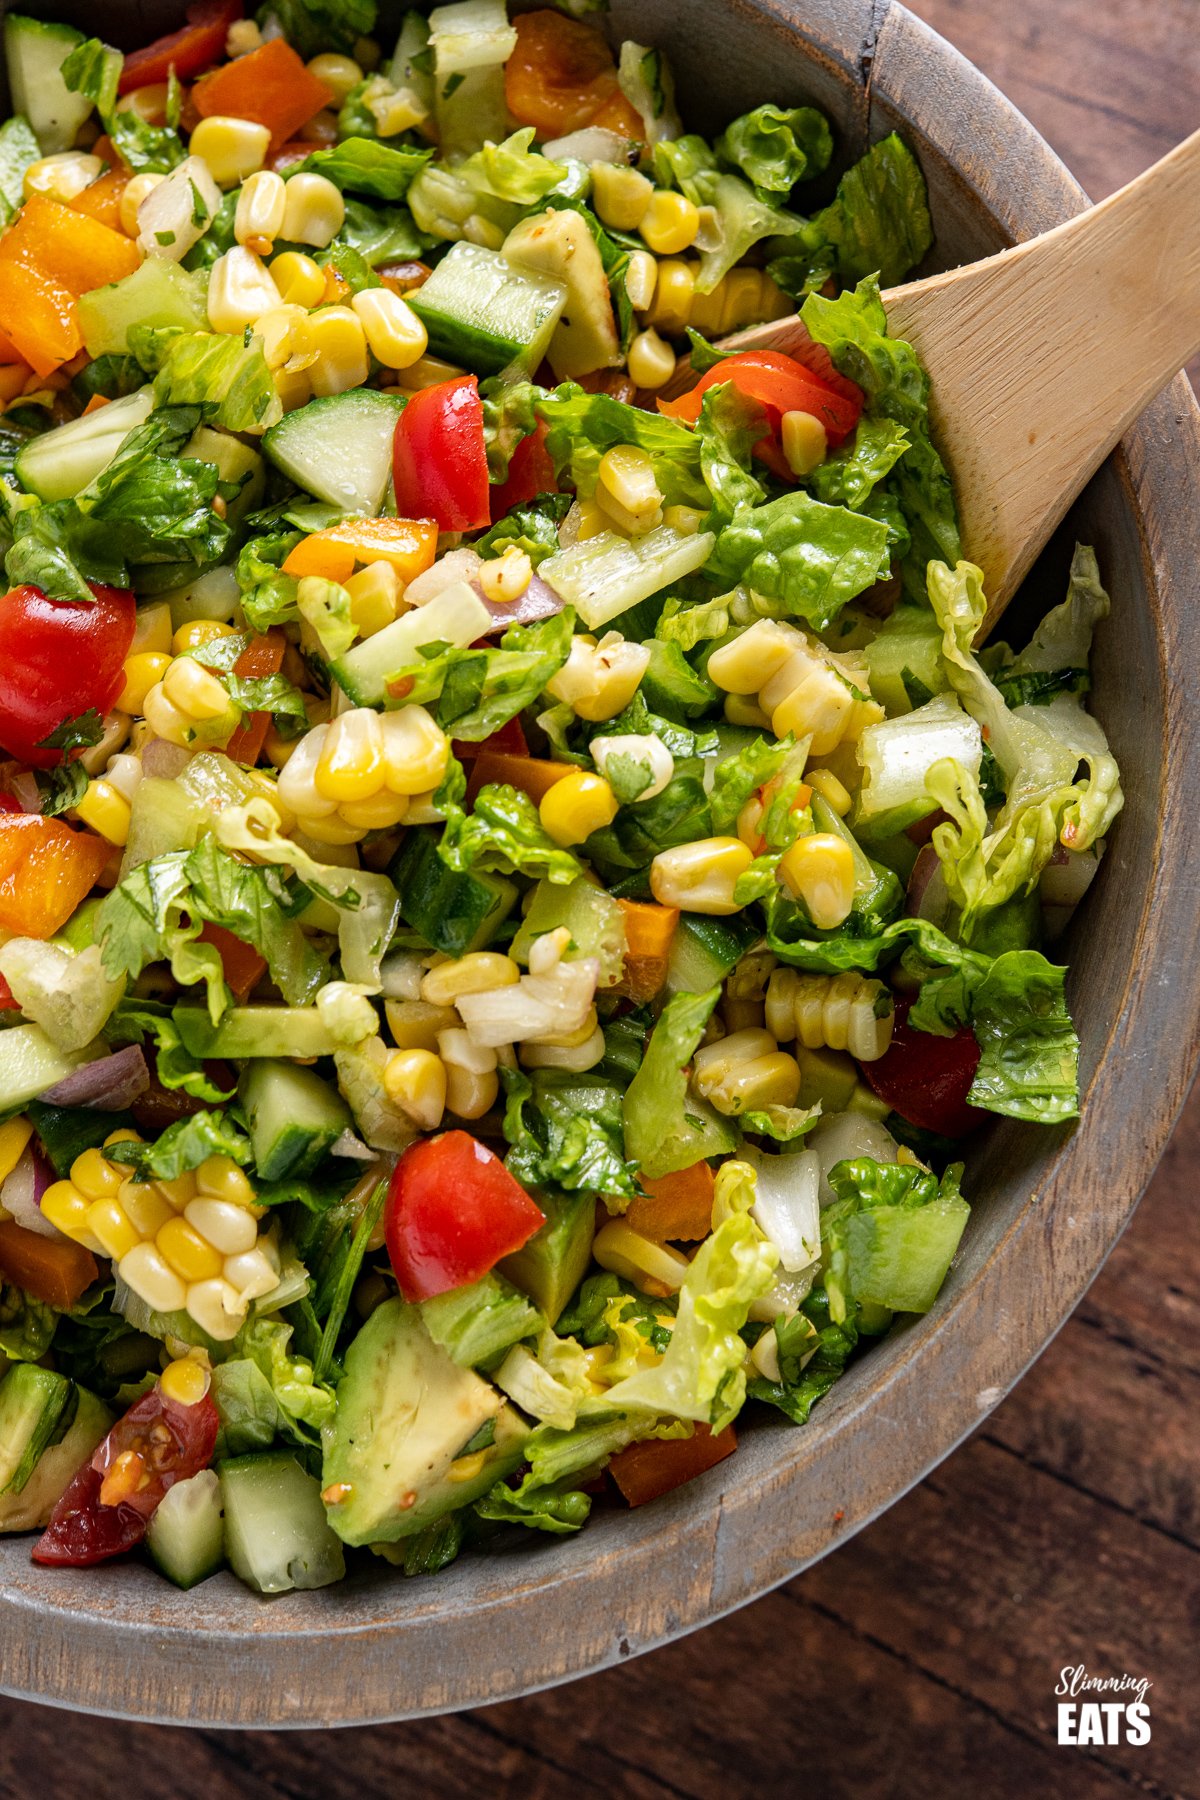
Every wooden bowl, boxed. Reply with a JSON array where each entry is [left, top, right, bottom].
[[3, 0, 1199, 1727]]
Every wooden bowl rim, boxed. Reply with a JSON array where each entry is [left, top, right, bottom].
[[4, 0, 1200, 1727]]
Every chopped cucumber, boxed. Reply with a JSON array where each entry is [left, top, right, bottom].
[[0, 1364, 74, 1495], [239, 1059, 352, 1180], [540, 523, 716, 631], [0, 115, 39, 224], [120, 776, 208, 874], [428, 0, 516, 158], [146, 1470, 225, 1589], [77, 258, 209, 358], [4, 14, 90, 153], [409, 241, 566, 375], [665, 915, 758, 998], [174, 1006, 341, 1062], [263, 389, 405, 516], [14, 388, 154, 502], [390, 830, 517, 957], [331, 579, 492, 707], [220, 1450, 346, 1594], [0, 1022, 82, 1108]]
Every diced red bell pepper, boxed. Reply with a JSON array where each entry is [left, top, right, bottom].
[[453, 718, 530, 761], [386, 1131, 546, 1302], [609, 1424, 738, 1507], [199, 921, 267, 1001], [119, 0, 243, 92], [659, 349, 864, 459], [392, 376, 491, 533], [861, 997, 986, 1138], [221, 629, 286, 767], [0, 1220, 98, 1308]]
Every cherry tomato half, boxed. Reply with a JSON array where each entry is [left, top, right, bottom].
[[386, 1130, 546, 1302], [861, 998, 986, 1138], [117, 0, 243, 93], [33, 1383, 219, 1567], [0, 582, 135, 767], [659, 349, 865, 460], [392, 376, 491, 532]]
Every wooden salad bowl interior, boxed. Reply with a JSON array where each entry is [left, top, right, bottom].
[[2, 0, 1199, 1729]]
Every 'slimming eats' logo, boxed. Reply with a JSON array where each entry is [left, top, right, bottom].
[[1056, 1666, 1152, 1746]]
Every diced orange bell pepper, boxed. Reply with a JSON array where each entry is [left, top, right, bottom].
[[0, 260, 81, 376], [199, 921, 267, 1001], [0, 814, 111, 938], [283, 517, 440, 584], [625, 1160, 715, 1244], [465, 751, 574, 806], [192, 38, 333, 148], [609, 1424, 738, 1508], [67, 168, 130, 233], [614, 898, 678, 1002], [453, 718, 529, 761], [0, 1219, 99, 1308], [221, 630, 286, 767], [0, 364, 31, 402], [505, 10, 625, 138], [587, 88, 646, 138], [0, 194, 141, 297]]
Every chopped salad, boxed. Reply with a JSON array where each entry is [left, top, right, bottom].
[[0, 1, 1123, 1596]]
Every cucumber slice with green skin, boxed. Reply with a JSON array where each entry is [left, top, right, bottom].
[[120, 775, 208, 874], [239, 1059, 353, 1180], [77, 258, 209, 358], [409, 240, 566, 375], [389, 830, 517, 957], [0, 1365, 74, 1495], [14, 388, 154, 502], [220, 1450, 346, 1594], [263, 389, 406, 516], [174, 1006, 342, 1062], [0, 115, 39, 224], [145, 1469, 225, 1589], [331, 579, 492, 707], [0, 1022, 82, 1108], [4, 15, 90, 154], [664, 915, 758, 999]]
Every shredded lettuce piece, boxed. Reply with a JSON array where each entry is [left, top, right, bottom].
[[716, 104, 833, 197], [387, 608, 573, 741], [706, 488, 892, 630], [436, 770, 583, 884], [502, 1067, 643, 1204], [623, 986, 739, 1178], [107, 1108, 252, 1180]]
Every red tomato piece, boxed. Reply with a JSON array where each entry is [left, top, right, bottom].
[[119, 0, 243, 93], [658, 349, 864, 452], [386, 1131, 546, 1302], [33, 1384, 219, 1567], [198, 921, 266, 1001], [0, 973, 19, 1010], [222, 629, 285, 766], [490, 420, 557, 517], [609, 1424, 738, 1507], [452, 717, 529, 761], [393, 376, 491, 532], [861, 998, 986, 1138], [0, 582, 135, 767]]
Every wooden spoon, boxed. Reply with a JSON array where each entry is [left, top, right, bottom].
[[676, 126, 1200, 637]]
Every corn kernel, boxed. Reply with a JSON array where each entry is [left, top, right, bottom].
[[572, 498, 610, 543], [0, 1116, 33, 1187], [383, 1047, 447, 1130], [627, 327, 676, 390], [227, 17, 262, 55], [306, 51, 364, 103], [75, 778, 131, 847], [447, 1449, 487, 1484], [195, 1155, 256, 1207], [191, 115, 271, 188], [40, 1179, 93, 1241], [593, 1220, 690, 1292], [806, 767, 853, 817], [344, 560, 400, 637], [281, 171, 345, 248], [118, 1180, 175, 1240], [520, 1026, 606, 1072], [163, 656, 232, 722], [392, 352, 468, 391], [695, 1048, 802, 1116], [84, 1197, 141, 1262], [350, 286, 428, 370], [781, 409, 829, 478], [708, 620, 799, 694], [119, 1242, 188, 1314], [207, 245, 283, 333], [645, 257, 696, 334], [444, 1063, 498, 1120], [155, 1171, 198, 1211], [297, 304, 369, 396], [24, 151, 103, 203], [640, 189, 700, 256], [270, 249, 326, 308], [386, 998, 459, 1052], [624, 249, 657, 312], [160, 1356, 211, 1406], [100, 1449, 149, 1507], [591, 162, 654, 232], [379, 705, 450, 796], [724, 693, 773, 729], [157, 1217, 225, 1283], [421, 952, 520, 1007], [184, 1277, 246, 1340], [546, 633, 650, 722], [235, 169, 287, 250], [116, 651, 172, 715], [437, 1028, 498, 1075], [477, 547, 532, 605], [650, 837, 754, 914], [539, 769, 619, 846], [598, 443, 661, 518], [315, 707, 384, 802], [173, 620, 234, 656], [337, 789, 410, 831], [661, 504, 705, 535], [778, 833, 855, 929], [184, 1197, 259, 1256], [119, 171, 164, 238], [115, 81, 171, 126]]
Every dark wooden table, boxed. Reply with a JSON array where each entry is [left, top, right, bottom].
[[3, 4, 1198, 1795]]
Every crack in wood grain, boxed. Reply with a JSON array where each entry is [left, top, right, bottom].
[[978, 1432, 1200, 1555], [1075, 1307, 1200, 1380]]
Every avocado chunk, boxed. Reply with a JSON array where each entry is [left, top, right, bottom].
[[0, 1381, 112, 1532], [503, 208, 621, 380], [239, 1058, 353, 1180], [500, 1191, 595, 1325], [0, 1363, 74, 1497], [322, 1297, 529, 1546]]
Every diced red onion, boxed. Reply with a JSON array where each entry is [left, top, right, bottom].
[[906, 843, 950, 926], [1, 1144, 56, 1237], [474, 573, 564, 634], [330, 1129, 375, 1162], [41, 1045, 151, 1111], [8, 771, 40, 813], [140, 738, 192, 781]]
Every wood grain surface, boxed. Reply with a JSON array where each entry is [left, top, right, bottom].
[[3, 0, 1199, 1790]]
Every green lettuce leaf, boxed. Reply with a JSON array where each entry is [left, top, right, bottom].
[[0, 1285, 59, 1361], [107, 997, 235, 1102], [107, 1108, 251, 1181], [409, 128, 566, 243], [338, 194, 432, 266], [537, 383, 708, 509], [437, 772, 583, 884], [481, 376, 546, 482], [388, 608, 573, 741], [583, 768, 712, 883], [152, 332, 282, 433], [475, 493, 571, 566], [716, 104, 833, 197], [823, 1157, 968, 1319], [706, 488, 892, 630], [816, 133, 932, 287], [693, 381, 768, 528], [256, 0, 376, 58], [294, 136, 432, 199], [502, 1067, 643, 1203], [807, 415, 911, 513], [746, 1285, 859, 1423], [623, 986, 738, 1178]]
